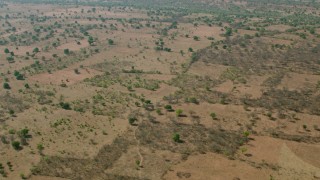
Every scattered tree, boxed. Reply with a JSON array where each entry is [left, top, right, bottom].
[[59, 102, 71, 110], [128, 117, 137, 125], [9, 109, 14, 116], [88, 36, 94, 45], [74, 68, 80, 74], [6, 56, 14, 62], [33, 47, 39, 53], [108, 39, 114, 45], [303, 124, 307, 130], [4, 48, 9, 54], [64, 48, 70, 55], [193, 36, 200, 41], [164, 105, 173, 111], [24, 83, 30, 89], [3, 82, 10, 89], [18, 128, 29, 138], [225, 27, 233, 36], [14, 71, 24, 80], [11, 141, 21, 150]]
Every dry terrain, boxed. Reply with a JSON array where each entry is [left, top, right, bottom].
[[0, 0, 320, 179]]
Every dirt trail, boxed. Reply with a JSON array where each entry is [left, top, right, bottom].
[[134, 126, 144, 178]]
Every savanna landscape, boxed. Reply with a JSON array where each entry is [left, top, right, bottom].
[[0, 0, 320, 179]]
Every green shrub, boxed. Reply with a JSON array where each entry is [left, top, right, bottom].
[[24, 83, 30, 89], [164, 105, 172, 111], [33, 47, 39, 53], [64, 49, 70, 55], [210, 112, 217, 120], [176, 109, 183, 117], [12, 141, 21, 150], [19, 128, 29, 138], [6, 56, 14, 62], [37, 143, 44, 152], [173, 133, 180, 142], [4, 48, 9, 53], [8, 129, 15, 134], [128, 117, 137, 125], [59, 102, 71, 110], [9, 109, 14, 116], [108, 39, 114, 45], [156, 108, 162, 115], [3, 83, 10, 89]]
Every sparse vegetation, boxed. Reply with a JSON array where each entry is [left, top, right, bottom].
[[0, 0, 319, 179]]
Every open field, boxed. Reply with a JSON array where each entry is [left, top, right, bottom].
[[0, 0, 320, 179]]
